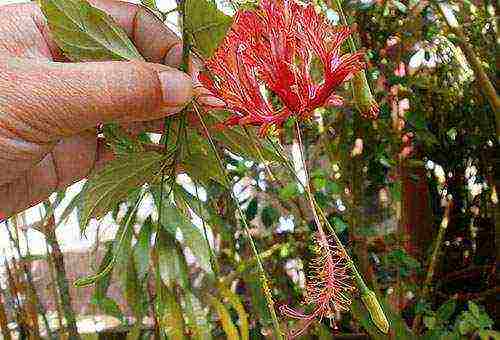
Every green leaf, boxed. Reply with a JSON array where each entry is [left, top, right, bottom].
[[423, 316, 436, 330], [279, 183, 299, 200], [91, 296, 124, 321], [75, 194, 140, 287], [261, 205, 279, 228], [155, 193, 213, 274], [220, 285, 249, 340], [312, 176, 327, 189], [183, 291, 213, 340], [185, 0, 233, 58], [392, 0, 408, 13], [326, 181, 342, 195], [183, 131, 226, 186], [332, 217, 349, 234], [212, 123, 282, 163], [436, 299, 457, 323], [40, 0, 143, 61], [133, 218, 153, 281], [209, 295, 240, 340], [54, 190, 82, 229], [157, 230, 189, 289], [245, 197, 258, 221], [468, 301, 480, 319], [160, 286, 187, 340], [479, 330, 500, 340], [79, 151, 167, 230]]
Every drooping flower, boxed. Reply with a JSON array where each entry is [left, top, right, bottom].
[[280, 232, 354, 338], [199, 0, 367, 135]]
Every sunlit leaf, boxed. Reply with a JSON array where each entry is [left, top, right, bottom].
[[160, 286, 187, 340], [40, 0, 143, 61], [79, 151, 167, 230], [156, 194, 213, 274]]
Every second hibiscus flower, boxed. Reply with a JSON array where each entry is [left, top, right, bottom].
[[199, 0, 371, 136]]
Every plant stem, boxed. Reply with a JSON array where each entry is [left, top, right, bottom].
[[434, 2, 500, 140], [0, 287, 12, 340], [41, 203, 81, 340], [45, 241, 65, 339], [413, 199, 452, 332], [192, 102, 283, 339]]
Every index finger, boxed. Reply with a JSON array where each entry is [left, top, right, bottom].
[[26, 0, 184, 65]]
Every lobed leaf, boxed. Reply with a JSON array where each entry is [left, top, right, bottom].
[[79, 151, 167, 231], [40, 0, 143, 61]]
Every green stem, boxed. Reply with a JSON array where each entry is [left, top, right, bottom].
[[192, 102, 283, 339]]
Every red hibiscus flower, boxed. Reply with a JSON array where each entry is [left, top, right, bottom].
[[199, 0, 366, 135]]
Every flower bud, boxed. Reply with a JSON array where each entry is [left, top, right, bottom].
[[352, 72, 379, 119], [361, 290, 389, 334]]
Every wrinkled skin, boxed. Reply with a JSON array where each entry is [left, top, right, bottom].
[[0, 0, 195, 218]]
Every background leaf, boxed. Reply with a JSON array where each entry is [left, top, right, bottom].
[[184, 0, 233, 58]]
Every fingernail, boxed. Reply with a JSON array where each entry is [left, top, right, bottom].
[[158, 70, 193, 107]]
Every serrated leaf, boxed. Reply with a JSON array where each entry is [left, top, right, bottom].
[[75, 194, 141, 287], [185, 0, 233, 58], [79, 151, 167, 230], [40, 0, 143, 61], [183, 131, 226, 186]]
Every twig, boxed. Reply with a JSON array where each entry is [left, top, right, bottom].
[[434, 2, 500, 139]]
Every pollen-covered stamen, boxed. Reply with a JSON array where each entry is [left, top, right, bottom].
[[280, 232, 353, 338]]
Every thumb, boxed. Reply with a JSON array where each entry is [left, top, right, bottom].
[[0, 57, 192, 143]]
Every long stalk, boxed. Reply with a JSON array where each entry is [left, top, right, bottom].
[[267, 132, 388, 334], [192, 102, 283, 339]]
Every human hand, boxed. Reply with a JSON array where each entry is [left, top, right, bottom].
[[0, 0, 193, 218]]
